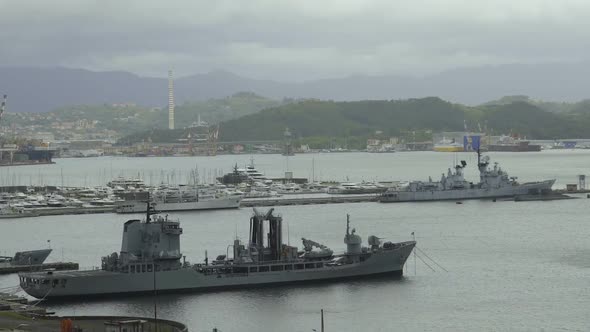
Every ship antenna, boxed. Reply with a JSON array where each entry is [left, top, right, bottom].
[[145, 192, 156, 223]]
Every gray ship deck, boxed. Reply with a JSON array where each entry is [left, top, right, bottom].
[[0, 262, 78, 275]]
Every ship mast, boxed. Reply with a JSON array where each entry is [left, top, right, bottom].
[[145, 192, 157, 223], [346, 214, 350, 236]]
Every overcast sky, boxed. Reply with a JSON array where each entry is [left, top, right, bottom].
[[1, 0, 589, 81]]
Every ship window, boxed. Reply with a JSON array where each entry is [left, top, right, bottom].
[[284, 265, 293, 271], [131, 265, 135, 273], [259, 266, 269, 272], [305, 263, 315, 269], [147, 264, 153, 272], [155, 264, 161, 272], [142, 265, 146, 273], [316, 263, 324, 268], [42, 279, 50, 284], [295, 264, 304, 270], [249, 267, 257, 273], [52, 279, 58, 287], [271, 265, 283, 271], [122, 266, 129, 273]]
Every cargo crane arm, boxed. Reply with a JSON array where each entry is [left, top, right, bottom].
[[301, 238, 329, 251]]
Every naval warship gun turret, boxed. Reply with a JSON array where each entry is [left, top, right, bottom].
[[19, 205, 415, 300]]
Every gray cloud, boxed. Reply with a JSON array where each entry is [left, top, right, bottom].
[[1, 0, 589, 80]]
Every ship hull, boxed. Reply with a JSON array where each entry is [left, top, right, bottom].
[[487, 144, 541, 152], [379, 180, 555, 202], [19, 242, 415, 299], [433, 146, 464, 152], [115, 197, 241, 213], [10, 249, 52, 266]]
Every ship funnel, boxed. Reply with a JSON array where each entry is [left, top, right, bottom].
[[344, 215, 362, 255]]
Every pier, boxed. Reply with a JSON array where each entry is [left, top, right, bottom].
[[0, 293, 48, 316], [0, 262, 79, 275], [19, 205, 114, 216], [241, 194, 379, 207]]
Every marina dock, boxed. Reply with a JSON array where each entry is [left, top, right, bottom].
[[0, 262, 79, 275], [0, 190, 581, 218], [0, 293, 48, 316], [20, 205, 114, 216], [241, 194, 379, 207]]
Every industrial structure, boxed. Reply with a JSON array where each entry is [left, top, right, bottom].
[[0, 94, 6, 121], [0, 94, 55, 165], [282, 127, 294, 156], [168, 69, 175, 130]]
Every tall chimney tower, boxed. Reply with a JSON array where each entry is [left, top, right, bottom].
[[0, 94, 6, 121], [168, 69, 175, 130]]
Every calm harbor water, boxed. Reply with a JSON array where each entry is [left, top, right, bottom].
[[1, 151, 589, 331]]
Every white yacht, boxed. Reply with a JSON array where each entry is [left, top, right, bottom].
[[115, 186, 242, 213]]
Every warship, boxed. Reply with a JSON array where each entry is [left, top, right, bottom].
[[379, 150, 555, 202], [19, 205, 415, 299], [0, 249, 52, 267]]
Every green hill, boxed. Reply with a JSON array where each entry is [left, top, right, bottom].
[[220, 97, 469, 141], [218, 97, 589, 142]]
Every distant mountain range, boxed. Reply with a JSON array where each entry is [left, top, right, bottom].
[[1, 62, 590, 112]]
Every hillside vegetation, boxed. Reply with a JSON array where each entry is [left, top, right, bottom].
[[218, 97, 589, 142], [4, 92, 281, 136]]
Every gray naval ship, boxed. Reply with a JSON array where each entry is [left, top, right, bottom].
[[0, 249, 52, 267], [380, 150, 555, 203], [19, 206, 415, 299]]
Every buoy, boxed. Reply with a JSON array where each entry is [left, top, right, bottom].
[[492, 198, 496, 202], [455, 201, 462, 204]]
